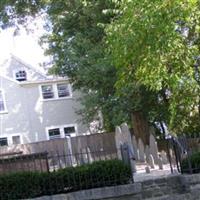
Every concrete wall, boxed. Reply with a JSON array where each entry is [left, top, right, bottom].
[[26, 174, 200, 200]]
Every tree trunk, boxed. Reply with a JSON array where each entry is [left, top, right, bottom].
[[131, 111, 150, 146]]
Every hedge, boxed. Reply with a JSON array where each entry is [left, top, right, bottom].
[[181, 152, 200, 174], [0, 159, 132, 199]]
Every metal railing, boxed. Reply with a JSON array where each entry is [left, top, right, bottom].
[[47, 149, 119, 172], [167, 134, 200, 174], [0, 148, 133, 200], [0, 148, 121, 174]]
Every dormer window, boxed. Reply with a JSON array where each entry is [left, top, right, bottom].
[[15, 70, 27, 81]]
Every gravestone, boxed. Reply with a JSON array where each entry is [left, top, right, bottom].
[[149, 132, 159, 164], [115, 126, 123, 160], [120, 123, 136, 173], [148, 154, 155, 169], [145, 166, 151, 173], [136, 149, 140, 162], [158, 155, 163, 170], [138, 138, 145, 162], [160, 150, 168, 164], [132, 135, 139, 161], [145, 146, 150, 163], [121, 123, 132, 147]]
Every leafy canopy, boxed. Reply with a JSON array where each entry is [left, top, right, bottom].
[[106, 0, 200, 133], [1, 0, 200, 134]]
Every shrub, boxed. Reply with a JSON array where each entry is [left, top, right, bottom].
[[181, 152, 200, 173], [0, 172, 42, 199], [0, 159, 131, 199]]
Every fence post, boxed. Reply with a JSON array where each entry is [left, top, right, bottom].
[[187, 153, 193, 174], [166, 138, 173, 174], [45, 152, 50, 173], [172, 141, 181, 173]]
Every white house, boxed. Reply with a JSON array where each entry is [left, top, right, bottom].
[[0, 55, 88, 146]]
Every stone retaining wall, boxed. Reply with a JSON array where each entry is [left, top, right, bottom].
[[26, 174, 200, 200]]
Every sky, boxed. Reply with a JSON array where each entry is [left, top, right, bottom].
[[0, 18, 49, 71]]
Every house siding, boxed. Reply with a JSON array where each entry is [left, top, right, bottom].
[[0, 57, 87, 145], [1, 57, 46, 81]]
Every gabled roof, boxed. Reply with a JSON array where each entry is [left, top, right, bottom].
[[18, 77, 70, 86], [0, 54, 69, 85], [10, 54, 47, 79], [0, 74, 19, 84]]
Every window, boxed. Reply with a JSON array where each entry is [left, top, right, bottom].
[[0, 137, 8, 146], [12, 136, 21, 145], [57, 83, 70, 98], [41, 83, 71, 100], [0, 90, 5, 112], [47, 124, 77, 140], [15, 70, 27, 81], [64, 126, 76, 137], [48, 128, 61, 139], [41, 85, 54, 99]]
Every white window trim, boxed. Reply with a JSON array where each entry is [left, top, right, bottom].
[[46, 124, 78, 140], [11, 134, 22, 145], [39, 83, 73, 101], [57, 83, 72, 99], [63, 124, 77, 137], [0, 89, 8, 114], [40, 84, 55, 100], [0, 134, 23, 146]]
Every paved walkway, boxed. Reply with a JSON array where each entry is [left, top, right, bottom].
[[134, 163, 179, 182]]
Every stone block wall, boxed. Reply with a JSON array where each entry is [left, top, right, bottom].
[[26, 174, 200, 200]]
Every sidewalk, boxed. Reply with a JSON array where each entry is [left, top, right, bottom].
[[134, 163, 179, 182]]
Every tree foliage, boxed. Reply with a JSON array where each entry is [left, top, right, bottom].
[[0, 0, 45, 29], [1, 0, 200, 134], [41, 0, 172, 132], [0, 0, 131, 131], [42, 0, 126, 131], [107, 0, 200, 133]]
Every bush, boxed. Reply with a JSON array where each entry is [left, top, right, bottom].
[[181, 152, 200, 174], [0, 159, 132, 199]]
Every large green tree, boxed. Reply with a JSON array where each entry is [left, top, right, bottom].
[[106, 0, 200, 134], [0, 0, 135, 131], [1, 0, 199, 137], [42, 0, 127, 131], [40, 0, 168, 138]]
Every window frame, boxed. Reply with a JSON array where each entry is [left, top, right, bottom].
[[0, 89, 8, 114], [0, 137, 8, 146], [46, 124, 77, 140], [64, 126, 76, 137], [40, 82, 72, 101], [12, 135, 21, 145], [13, 69, 28, 82], [41, 84, 55, 99], [57, 83, 71, 98], [48, 128, 61, 140]]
